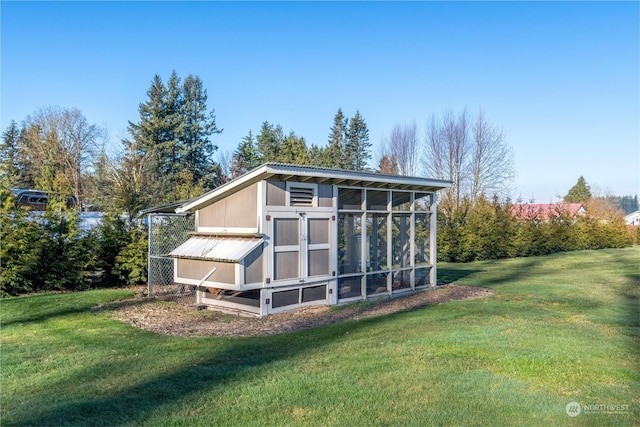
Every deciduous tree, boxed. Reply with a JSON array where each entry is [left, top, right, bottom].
[[469, 109, 514, 200], [423, 109, 514, 210], [18, 106, 103, 207]]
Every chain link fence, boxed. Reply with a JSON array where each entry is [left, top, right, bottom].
[[147, 213, 195, 301]]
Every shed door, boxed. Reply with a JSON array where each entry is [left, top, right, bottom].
[[270, 212, 333, 286]]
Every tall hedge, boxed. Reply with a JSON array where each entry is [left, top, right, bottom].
[[437, 197, 633, 263]]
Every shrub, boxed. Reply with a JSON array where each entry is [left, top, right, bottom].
[[437, 198, 634, 263], [113, 225, 148, 286], [94, 212, 133, 286], [0, 199, 40, 296]]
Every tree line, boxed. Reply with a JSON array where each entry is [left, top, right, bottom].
[[1, 71, 636, 296]]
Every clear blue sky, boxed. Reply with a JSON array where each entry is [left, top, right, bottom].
[[2, 1, 638, 202]]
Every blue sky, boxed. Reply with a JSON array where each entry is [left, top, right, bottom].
[[2, 1, 638, 202]]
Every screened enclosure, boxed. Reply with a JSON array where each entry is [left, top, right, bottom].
[[337, 188, 433, 301], [156, 163, 449, 316]]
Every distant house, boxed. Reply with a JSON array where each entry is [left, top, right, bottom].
[[624, 210, 640, 226], [510, 203, 586, 221], [166, 163, 451, 316]]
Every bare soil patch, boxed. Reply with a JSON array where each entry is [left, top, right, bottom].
[[99, 284, 494, 337]]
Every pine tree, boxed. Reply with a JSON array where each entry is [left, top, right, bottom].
[[256, 121, 284, 163], [126, 74, 172, 204], [128, 74, 170, 155], [181, 74, 221, 186], [327, 108, 347, 168], [0, 121, 22, 186], [279, 132, 311, 164], [344, 110, 371, 171], [126, 71, 221, 206], [308, 144, 329, 167], [231, 131, 260, 178], [564, 176, 592, 203], [620, 195, 639, 214], [164, 71, 184, 175]]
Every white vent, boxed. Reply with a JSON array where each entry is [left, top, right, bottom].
[[289, 186, 314, 206]]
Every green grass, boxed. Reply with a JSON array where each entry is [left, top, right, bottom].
[[2, 248, 638, 426]]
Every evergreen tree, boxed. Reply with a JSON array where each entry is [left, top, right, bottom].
[[620, 195, 639, 214], [181, 73, 221, 187], [279, 132, 311, 164], [126, 71, 221, 206], [564, 176, 592, 203], [344, 110, 371, 171], [231, 131, 260, 178], [0, 121, 22, 186], [327, 108, 347, 168], [128, 74, 170, 156], [308, 143, 329, 167], [164, 71, 185, 175], [256, 121, 284, 163]]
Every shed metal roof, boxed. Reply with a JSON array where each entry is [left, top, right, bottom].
[[169, 236, 263, 263], [177, 163, 452, 213]]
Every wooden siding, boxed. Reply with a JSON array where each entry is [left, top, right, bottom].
[[198, 183, 257, 228], [266, 180, 286, 206], [176, 259, 236, 284], [244, 246, 263, 284], [318, 184, 333, 207]]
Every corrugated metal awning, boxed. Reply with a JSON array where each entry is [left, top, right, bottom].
[[169, 236, 263, 263]]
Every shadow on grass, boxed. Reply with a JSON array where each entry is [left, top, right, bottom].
[[438, 256, 545, 288], [1, 294, 144, 328], [1, 305, 91, 328], [437, 267, 483, 285], [11, 314, 391, 426]]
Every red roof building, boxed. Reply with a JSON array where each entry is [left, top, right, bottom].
[[510, 203, 586, 221]]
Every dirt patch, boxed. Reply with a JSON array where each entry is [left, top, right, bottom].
[[98, 284, 494, 337]]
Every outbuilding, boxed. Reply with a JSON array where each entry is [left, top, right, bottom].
[[168, 163, 451, 316]]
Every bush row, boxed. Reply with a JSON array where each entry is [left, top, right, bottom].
[[1, 205, 147, 297], [437, 197, 635, 263]]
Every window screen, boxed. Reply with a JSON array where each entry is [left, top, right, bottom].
[[366, 273, 388, 295], [274, 251, 299, 280], [308, 249, 330, 276], [274, 218, 299, 246], [338, 276, 363, 299], [415, 267, 431, 287], [308, 219, 329, 244], [302, 285, 327, 303], [338, 188, 362, 210], [392, 270, 411, 290], [272, 289, 300, 308], [415, 213, 430, 266]]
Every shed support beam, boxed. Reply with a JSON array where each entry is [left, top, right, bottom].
[[429, 192, 438, 288]]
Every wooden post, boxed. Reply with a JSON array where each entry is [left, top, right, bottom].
[[429, 193, 438, 288]]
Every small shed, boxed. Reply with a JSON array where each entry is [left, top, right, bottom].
[[168, 163, 451, 316]]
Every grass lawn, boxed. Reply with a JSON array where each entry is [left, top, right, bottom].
[[1, 247, 638, 426]]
